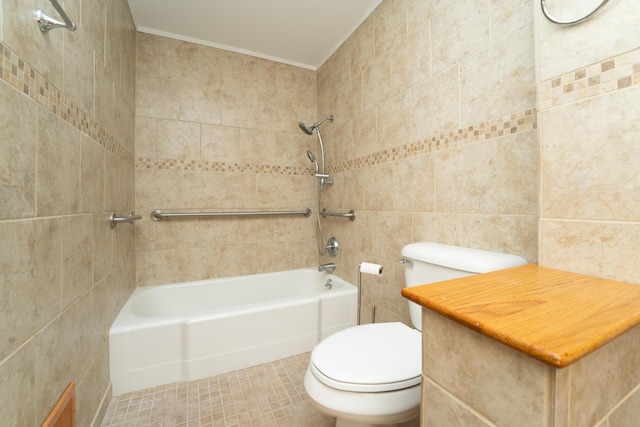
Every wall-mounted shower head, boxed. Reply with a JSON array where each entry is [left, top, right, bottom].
[[299, 122, 313, 135], [307, 150, 319, 173], [298, 115, 334, 135]]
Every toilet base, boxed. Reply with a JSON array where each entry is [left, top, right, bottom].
[[334, 414, 419, 427], [304, 368, 420, 427]]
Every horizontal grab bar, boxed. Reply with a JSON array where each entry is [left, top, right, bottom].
[[110, 212, 142, 228], [150, 208, 312, 221], [321, 209, 356, 221]]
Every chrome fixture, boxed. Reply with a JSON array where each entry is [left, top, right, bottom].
[[318, 262, 336, 273], [299, 115, 334, 136], [307, 150, 319, 173], [35, 0, 76, 32], [299, 114, 334, 185], [321, 209, 356, 221], [326, 237, 339, 257], [400, 258, 414, 268], [151, 208, 312, 221], [110, 212, 142, 229], [540, 0, 610, 25], [324, 279, 333, 289], [300, 114, 335, 255]]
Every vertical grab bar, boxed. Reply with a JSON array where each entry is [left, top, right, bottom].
[[36, 0, 77, 32]]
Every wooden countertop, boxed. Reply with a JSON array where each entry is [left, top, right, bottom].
[[401, 264, 640, 368]]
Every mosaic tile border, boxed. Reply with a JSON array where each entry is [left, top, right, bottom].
[[135, 157, 313, 176], [538, 47, 640, 110], [330, 108, 538, 174], [0, 42, 134, 166], [137, 108, 537, 175]]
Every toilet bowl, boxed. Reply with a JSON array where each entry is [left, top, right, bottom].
[[304, 242, 528, 426], [305, 322, 421, 427]]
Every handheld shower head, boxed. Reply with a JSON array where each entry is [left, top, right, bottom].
[[298, 115, 334, 135], [307, 150, 319, 173]]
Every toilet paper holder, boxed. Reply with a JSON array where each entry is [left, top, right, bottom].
[[357, 262, 383, 325]]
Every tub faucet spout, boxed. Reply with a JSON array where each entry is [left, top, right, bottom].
[[318, 262, 336, 272]]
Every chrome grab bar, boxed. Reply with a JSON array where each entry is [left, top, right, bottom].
[[110, 212, 142, 229], [35, 0, 77, 32], [321, 209, 356, 221], [150, 208, 312, 221], [540, 0, 610, 26]]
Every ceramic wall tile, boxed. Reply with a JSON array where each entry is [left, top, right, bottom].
[[36, 107, 81, 216], [435, 141, 497, 214], [393, 153, 435, 212], [496, 130, 538, 215], [80, 135, 105, 213], [3, 0, 64, 88], [566, 325, 640, 425], [391, 20, 431, 94], [63, 28, 95, 118], [61, 215, 94, 309], [373, 0, 407, 57], [462, 214, 538, 262], [540, 86, 640, 221], [412, 213, 465, 246], [0, 218, 61, 360], [136, 77, 181, 120], [410, 67, 461, 142], [1, 0, 136, 424], [460, 24, 535, 126], [34, 285, 104, 424], [423, 309, 551, 426], [364, 162, 394, 211], [422, 378, 492, 426], [156, 119, 201, 160], [0, 341, 35, 427], [82, 0, 106, 63], [0, 80, 37, 219], [541, 219, 640, 285], [431, 0, 491, 74], [537, 0, 640, 81], [491, 0, 533, 42], [76, 342, 111, 427]]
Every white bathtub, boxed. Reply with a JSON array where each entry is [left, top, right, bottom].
[[109, 268, 357, 395]]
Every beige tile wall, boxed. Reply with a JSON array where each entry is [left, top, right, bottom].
[[0, 0, 136, 425], [134, 33, 320, 286], [316, 0, 539, 325], [537, 0, 640, 288]]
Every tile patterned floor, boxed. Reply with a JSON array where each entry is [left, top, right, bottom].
[[101, 353, 335, 427]]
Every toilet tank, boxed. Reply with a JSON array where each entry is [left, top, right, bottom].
[[401, 242, 527, 330]]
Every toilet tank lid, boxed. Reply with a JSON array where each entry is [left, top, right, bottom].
[[401, 242, 527, 274]]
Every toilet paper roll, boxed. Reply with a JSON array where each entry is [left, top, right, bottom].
[[360, 262, 383, 276]]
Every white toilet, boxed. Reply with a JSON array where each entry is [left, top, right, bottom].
[[304, 242, 527, 427]]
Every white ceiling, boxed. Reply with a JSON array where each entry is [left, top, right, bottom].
[[127, 0, 383, 70]]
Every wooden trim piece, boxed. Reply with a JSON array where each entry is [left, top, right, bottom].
[[42, 381, 76, 427]]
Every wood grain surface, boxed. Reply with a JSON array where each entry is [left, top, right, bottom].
[[402, 264, 640, 367]]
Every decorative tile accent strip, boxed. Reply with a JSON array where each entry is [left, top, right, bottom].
[[136, 157, 313, 176], [330, 108, 538, 174], [0, 42, 134, 166], [538, 47, 640, 110], [138, 108, 537, 175]]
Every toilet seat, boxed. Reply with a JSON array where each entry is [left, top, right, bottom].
[[310, 322, 422, 393]]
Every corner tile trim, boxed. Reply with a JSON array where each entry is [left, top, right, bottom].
[[0, 42, 134, 166], [538, 47, 640, 110]]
